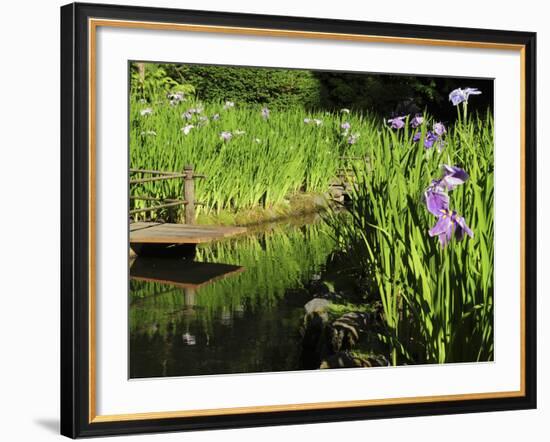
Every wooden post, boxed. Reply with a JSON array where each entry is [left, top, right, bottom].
[[183, 164, 195, 224], [136, 62, 145, 81]]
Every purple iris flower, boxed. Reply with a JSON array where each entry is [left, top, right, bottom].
[[341, 121, 351, 131], [429, 209, 474, 247], [169, 91, 184, 101], [410, 115, 424, 128], [414, 130, 445, 151], [181, 124, 194, 135], [167, 91, 185, 104], [220, 131, 232, 141], [449, 87, 482, 106], [347, 133, 360, 145], [440, 164, 469, 190], [424, 180, 449, 216], [261, 107, 270, 120], [433, 122, 446, 136], [424, 131, 438, 149], [387, 116, 406, 130]]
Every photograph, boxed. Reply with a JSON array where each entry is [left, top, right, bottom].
[[128, 62, 495, 379], [56, 2, 538, 437]]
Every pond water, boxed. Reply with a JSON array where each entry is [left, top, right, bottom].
[[129, 218, 338, 378]]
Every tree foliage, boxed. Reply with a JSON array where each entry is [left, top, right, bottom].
[[130, 63, 195, 102], [314, 72, 492, 119]]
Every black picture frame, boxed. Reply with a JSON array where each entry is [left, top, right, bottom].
[[61, 2, 537, 438]]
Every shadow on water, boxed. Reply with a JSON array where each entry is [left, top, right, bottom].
[[129, 217, 338, 378]]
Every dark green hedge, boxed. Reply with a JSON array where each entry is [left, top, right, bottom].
[[173, 65, 322, 108]]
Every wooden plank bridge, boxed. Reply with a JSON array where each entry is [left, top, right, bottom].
[[130, 222, 246, 245]]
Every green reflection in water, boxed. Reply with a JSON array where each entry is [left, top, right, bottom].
[[129, 220, 336, 378]]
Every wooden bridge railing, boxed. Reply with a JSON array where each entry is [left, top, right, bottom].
[[129, 164, 205, 224]]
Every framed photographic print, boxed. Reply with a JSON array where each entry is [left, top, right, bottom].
[[60, 2, 537, 438]]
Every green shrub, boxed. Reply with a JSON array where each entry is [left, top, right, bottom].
[[174, 65, 322, 108]]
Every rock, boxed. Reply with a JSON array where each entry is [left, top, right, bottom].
[[320, 352, 388, 369], [320, 352, 359, 369], [328, 185, 344, 203], [301, 298, 333, 369], [312, 194, 329, 207], [304, 298, 331, 316], [329, 312, 369, 352]]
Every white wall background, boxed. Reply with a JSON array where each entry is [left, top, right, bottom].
[[0, 0, 546, 440]]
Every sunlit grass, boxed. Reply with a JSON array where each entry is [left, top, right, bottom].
[[130, 98, 375, 220]]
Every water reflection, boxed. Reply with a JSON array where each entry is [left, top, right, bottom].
[[182, 332, 196, 346], [129, 220, 335, 378]]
